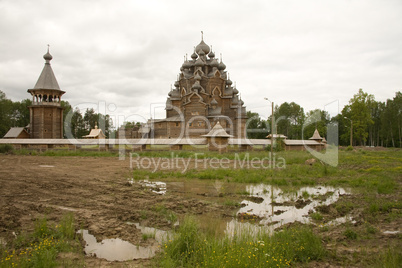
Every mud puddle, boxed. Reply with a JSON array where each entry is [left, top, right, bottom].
[[79, 223, 168, 261], [129, 179, 167, 195], [236, 184, 350, 227]]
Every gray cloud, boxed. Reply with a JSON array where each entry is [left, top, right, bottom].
[[1, 0, 401, 125]]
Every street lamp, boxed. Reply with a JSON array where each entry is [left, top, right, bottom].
[[264, 97, 275, 216], [344, 117, 353, 146], [264, 98, 275, 156]]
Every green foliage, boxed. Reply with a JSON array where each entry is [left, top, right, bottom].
[[374, 245, 402, 268], [0, 90, 31, 138], [310, 212, 323, 221], [246, 111, 269, 139], [0, 144, 13, 154], [344, 228, 358, 240], [159, 217, 325, 267], [274, 102, 305, 140], [0, 213, 82, 268]]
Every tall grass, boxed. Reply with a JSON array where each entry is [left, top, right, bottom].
[[158, 216, 325, 267], [0, 213, 82, 268]]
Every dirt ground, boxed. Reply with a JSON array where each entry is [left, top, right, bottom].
[[0, 155, 238, 267], [0, 154, 400, 267]]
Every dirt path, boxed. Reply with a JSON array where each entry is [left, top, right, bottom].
[[0, 155, 234, 266]]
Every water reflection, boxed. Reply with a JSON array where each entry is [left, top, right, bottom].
[[226, 184, 350, 236], [78, 230, 157, 261]]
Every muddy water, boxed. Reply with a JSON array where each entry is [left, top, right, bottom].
[[78, 230, 157, 261], [226, 185, 350, 236], [141, 180, 350, 234], [238, 184, 349, 225], [84, 180, 350, 261], [78, 222, 169, 261]]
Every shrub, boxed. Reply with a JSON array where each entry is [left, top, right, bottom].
[[0, 144, 13, 154]]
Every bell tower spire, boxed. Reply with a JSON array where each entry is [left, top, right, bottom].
[[27, 46, 66, 139]]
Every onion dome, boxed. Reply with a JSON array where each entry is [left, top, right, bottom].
[[195, 57, 205, 67], [166, 98, 172, 105], [226, 78, 232, 86], [44, 51, 53, 62], [171, 89, 180, 98], [182, 60, 191, 69], [210, 58, 219, 68], [233, 87, 239, 94], [196, 39, 210, 55], [192, 80, 201, 90], [180, 66, 184, 72], [208, 46, 215, 58], [240, 98, 244, 106], [194, 72, 202, 81], [191, 47, 198, 60], [211, 99, 218, 106], [218, 60, 226, 70], [174, 80, 179, 88], [232, 95, 239, 104], [168, 90, 172, 97]]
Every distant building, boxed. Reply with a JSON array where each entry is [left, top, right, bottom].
[[27, 47, 65, 138], [3, 127, 30, 139], [83, 124, 106, 139], [281, 129, 327, 151], [138, 35, 248, 139]]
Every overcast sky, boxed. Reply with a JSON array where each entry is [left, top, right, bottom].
[[1, 0, 401, 127]]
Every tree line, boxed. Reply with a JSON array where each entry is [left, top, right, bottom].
[[1, 89, 401, 147], [0, 90, 113, 139], [247, 89, 401, 147]]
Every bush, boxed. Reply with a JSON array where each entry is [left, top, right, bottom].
[[0, 144, 13, 154], [159, 217, 325, 267]]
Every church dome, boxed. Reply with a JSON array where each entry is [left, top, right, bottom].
[[208, 47, 215, 58], [43, 52, 53, 61], [192, 80, 201, 90], [210, 58, 219, 68], [191, 47, 198, 60], [196, 39, 210, 55], [218, 60, 226, 70], [195, 57, 205, 67], [211, 99, 218, 106], [194, 72, 202, 81], [174, 80, 180, 88], [182, 60, 191, 69], [226, 78, 232, 86]]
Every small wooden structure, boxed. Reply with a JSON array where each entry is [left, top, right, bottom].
[[283, 129, 326, 151], [3, 127, 30, 139], [202, 122, 233, 153], [83, 124, 106, 139]]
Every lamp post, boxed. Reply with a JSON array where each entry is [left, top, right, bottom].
[[264, 98, 274, 158], [344, 117, 353, 146], [264, 98, 275, 216]]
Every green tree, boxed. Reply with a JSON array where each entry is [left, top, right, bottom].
[[0, 91, 14, 137], [82, 108, 113, 138], [380, 92, 402, 147], [246, 111, 269, 139], [303, 109, 329, 140], [274, 102, 305, 139], [343, 89, 374, 146]]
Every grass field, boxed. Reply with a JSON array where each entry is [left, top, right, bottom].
[[1, 146, 401, 267]]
